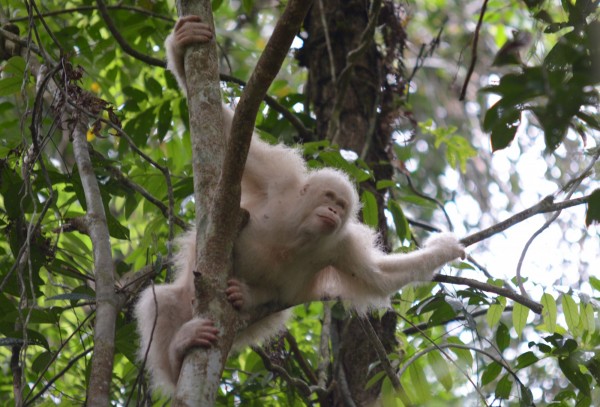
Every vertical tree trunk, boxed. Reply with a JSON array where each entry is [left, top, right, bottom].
[[299, 0, 407, 404], [172, 1, 233, 405], [173, 1, 314, 404]]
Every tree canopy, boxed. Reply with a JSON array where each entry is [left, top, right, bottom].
[[0, 0, 599, 406]]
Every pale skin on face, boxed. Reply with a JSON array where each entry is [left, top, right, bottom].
[[135, 15, 466, 395]]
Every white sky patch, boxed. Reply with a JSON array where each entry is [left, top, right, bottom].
[[340, 149, 358, 162]]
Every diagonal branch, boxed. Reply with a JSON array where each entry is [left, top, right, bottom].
[[459, 0, 489, 100], [433, 274, 542, 314], [460, 194, 593, 247], [95, 0, 165, 67]]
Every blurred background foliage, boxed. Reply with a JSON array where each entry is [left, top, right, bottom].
[[0, 0, 598, 405]]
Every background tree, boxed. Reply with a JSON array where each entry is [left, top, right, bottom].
[[0, 0, 598, 406]]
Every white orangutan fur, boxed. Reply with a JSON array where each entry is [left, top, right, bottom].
[[135, 16, 465, 395]]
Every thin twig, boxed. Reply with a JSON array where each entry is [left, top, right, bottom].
[[95, 0, 165, 67], [398, 343, 500, 406], [23, 313, 94, 404], [515, 149, 600, 296], [220, 73, 314, 140], [398, 314, 489, 405], [104, 164, 188, 230], [459, 0, 489, 101], [24, 348, 94, 406], [460, 194, 593, 247], [10, 5, 174, 23], [329, 0, 382, 144], [317, 0, 336, 83], [356, 317, 401, 390], [284, 331, 319, 386], [433, 274, 542, 314], [403, 172, 454, 231], [252, 346, 315, 401], [401, 306, 513, 335]]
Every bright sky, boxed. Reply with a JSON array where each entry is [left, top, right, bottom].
[[445, 117, 599, 300]]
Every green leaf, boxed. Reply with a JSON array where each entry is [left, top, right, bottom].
[[515, 351, 539, 370], [484, 102, 521, 151], [585, 189, 600, 227], [496, 322, 510, 352], [32, 351, 54, 374], [105, 206, 131, 240], [589, 276, 600, 292], [429, 301, 457, 325], [512, 302, 529, 337], [398, 286, 414, 315], [495, 374, 513, 399], [487, 302, 505, 328], [585, 357, 600, 385], [144, 76, 163, 97], [0, 76, 23, 97], [388, 200, 411, 241], [407, 363, 430, 403], [427, 351, 453, 391], [541, 293, 557, 333], [561, 294, 580, 333], [481, 361, 502, 385], [581, 303, 595, 335], [4, 56, 26, 76], [365, 371, 386, 389], [558, 355, 590, 396], [156, 101, 173, 141], [447, 337, 473, 367], [242, 0, 254, 13], [519, 384, 534, 406], [212, 0, 224, 10], [361, 190, 378, 228]]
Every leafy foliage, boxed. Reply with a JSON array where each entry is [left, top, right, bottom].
[[482, 2, 600, 151], [0, 0, 597, 405]]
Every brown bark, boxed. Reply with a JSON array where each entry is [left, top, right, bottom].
[[299, 0, 407, 404]]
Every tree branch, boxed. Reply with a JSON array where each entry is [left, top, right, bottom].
[[178, 4, 314, 402], [70, 115, 117, 407], [459, 0, 489, 101], [401, 306, 513, 335], [95, 0, 165, 67], [252, 346, 316, 402], [219, 0, 314, 220], [10, 4, 174, 23], [172, 0, 232, 405], [433, 274, 542, 314], [356, 317, 401, 390], [104, 164, 188, 230], [460, 194, 593, 247]]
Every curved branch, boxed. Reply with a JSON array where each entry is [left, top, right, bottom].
[[403, 172, 454, 231], [401, 306, 513, 335], [95, 0, 165, 67], [356, 316, 401, 390], [515, 149, 600, 296], [433, 274, 542, 314], [214, 0, 314, 254], [459, 0, 489, 101], [10, 5, 174, 23], [252, 346, 316, 401], [460, 194, 593, 247], [105, 164, 188, 230], [220, 73, 314, 140]]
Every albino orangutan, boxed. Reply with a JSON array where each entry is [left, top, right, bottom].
[[135, 16, 465, 394]]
